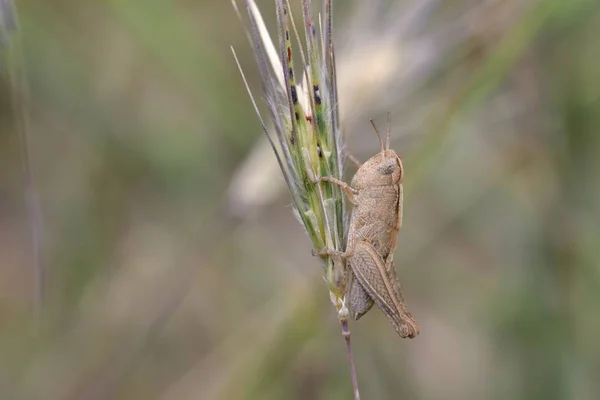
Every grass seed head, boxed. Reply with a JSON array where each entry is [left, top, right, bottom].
[[233, 0, 348, 316]]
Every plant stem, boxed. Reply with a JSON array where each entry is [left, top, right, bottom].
[[341, 319, 360, 400]]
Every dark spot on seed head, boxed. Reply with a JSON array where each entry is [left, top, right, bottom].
[[313, 85, 322, 105], [290, 86, 298, 104]]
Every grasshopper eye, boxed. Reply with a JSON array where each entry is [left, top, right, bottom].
[[379, 159, 398, 175]]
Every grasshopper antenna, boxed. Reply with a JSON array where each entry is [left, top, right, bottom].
[[386, 112, 392, 151], [369, 118, 385, 158]]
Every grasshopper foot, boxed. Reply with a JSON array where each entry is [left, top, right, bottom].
[[312, 247, 354, 260], [312, 247, 343, 258]]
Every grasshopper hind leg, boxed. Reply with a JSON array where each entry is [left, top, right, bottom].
[[347, 270, 374, 320]]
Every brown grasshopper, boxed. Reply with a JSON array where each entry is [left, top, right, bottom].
[[315, 114, 419, 339]]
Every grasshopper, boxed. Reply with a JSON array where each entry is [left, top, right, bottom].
[[315, 114, 419, 339]]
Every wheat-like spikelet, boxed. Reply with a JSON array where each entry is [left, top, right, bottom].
[[232, 0, 348, 317], [231, 0, 360, 396]]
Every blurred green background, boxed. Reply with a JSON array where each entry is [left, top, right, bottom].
[[2, 0, 600, 399]]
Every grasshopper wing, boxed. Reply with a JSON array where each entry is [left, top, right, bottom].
[[350, 241, 419, 338]]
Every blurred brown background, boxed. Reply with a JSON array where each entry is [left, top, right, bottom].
[[1, 0, 600, 399]]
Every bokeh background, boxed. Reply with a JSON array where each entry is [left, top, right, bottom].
[[2, 0, 600, 399]]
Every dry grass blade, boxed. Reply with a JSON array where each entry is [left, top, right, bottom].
[[1, 0, 45, 320]]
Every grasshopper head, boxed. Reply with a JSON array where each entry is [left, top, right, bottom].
[[351, 150, 403, 189], [351, 113, 404, 189]]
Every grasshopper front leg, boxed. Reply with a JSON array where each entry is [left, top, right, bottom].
[[313, 176, 359, 205]]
